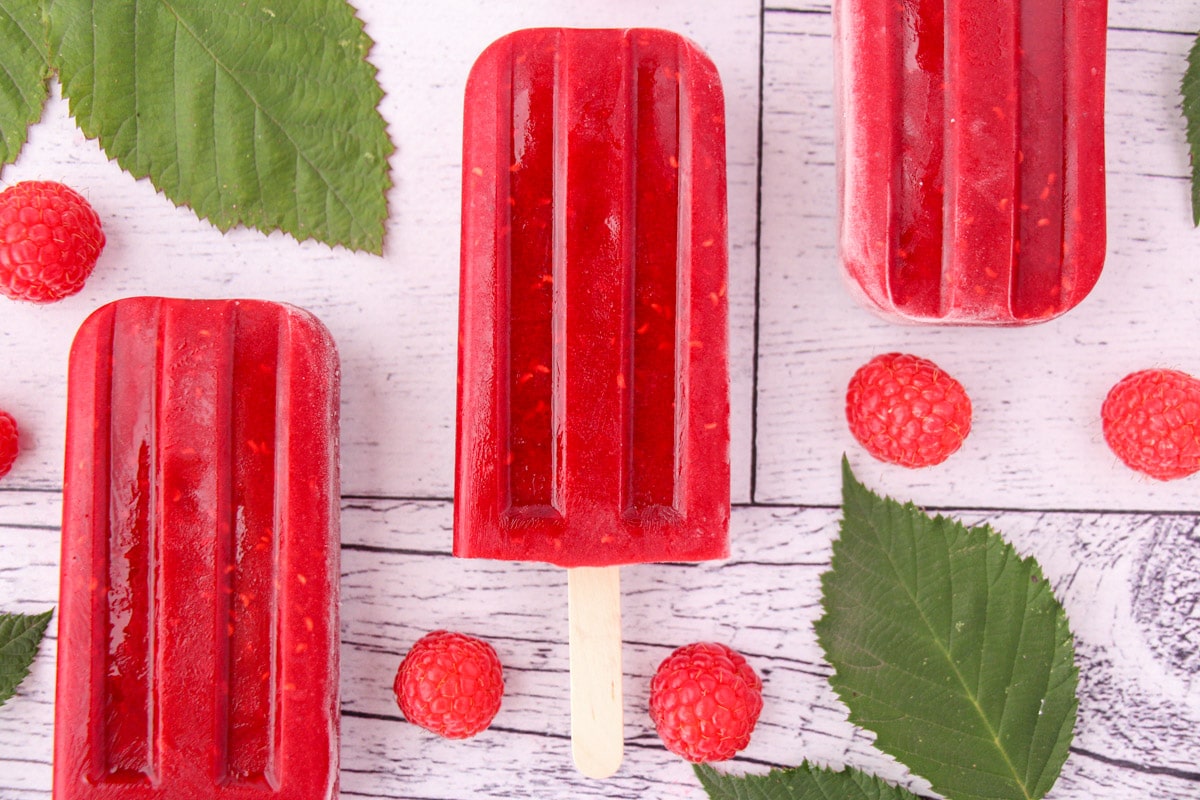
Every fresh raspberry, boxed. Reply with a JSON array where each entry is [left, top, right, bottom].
[[0, 411, 18, 479], [845, 352, 972, 468], [648, 642, 763, 763], [0, 181, 105, 303], [394, 630, 504, 739], [1101, 368, 1200, 480]]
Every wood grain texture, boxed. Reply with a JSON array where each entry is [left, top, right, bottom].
[[0, 0, 761, 503], [2, 1, 1199, 798], [755, 6, 1200, 510], [2, 492, 1198, 798], [568, 567, 625, 779]]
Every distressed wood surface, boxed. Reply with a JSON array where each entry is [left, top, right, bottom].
[[0, 0, 761, 503], [1, 1, 1199, 799], [2, 492, 1199, 798], [755, 4, 1200, 511]]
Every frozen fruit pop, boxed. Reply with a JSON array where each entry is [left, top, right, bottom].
[[836, 0, 1107, 324], [455, 28, 730, 567], [54, 297, 340, 800], [455, 28, 730, 777]]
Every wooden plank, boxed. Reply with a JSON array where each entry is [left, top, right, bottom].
[[3, 492, 1197, 798], [755, 9, 1200, 510], [0, 0, 760, 503]]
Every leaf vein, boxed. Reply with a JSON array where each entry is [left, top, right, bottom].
[[844, 470, 1041, 800], [156, 0, 357, 229]]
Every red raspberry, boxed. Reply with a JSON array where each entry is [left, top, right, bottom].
[[648, 642, 763, 763], [0, 411, 18, 479], [394, 630, 504, 739], [1101, 368, 1200, 481], [0, 181, 105, 303], [845, 352, 972, 468]]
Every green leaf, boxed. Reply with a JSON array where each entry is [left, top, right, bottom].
[[815, 459, 1078, 800], [695, 762, 921, 800], [0, 608, 53, 707], [0, 0, 51, 167], [1184, 31, 1200, 226], [46, 0, 392, 253]]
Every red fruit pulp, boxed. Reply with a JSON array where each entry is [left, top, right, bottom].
[[456, 29, 730, 567], [837, 0, 1107, 323], [55, 298, 340, 799]]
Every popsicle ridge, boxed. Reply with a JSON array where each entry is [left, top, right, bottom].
[[456, 28, 729, 567], [838, 0, 1107, 324], [504, 28, 562, 518], [102, 299, 159, 785], [225, 304, 280, 787], [56, 297, 340, 799], [891, 0, 946, 318], [628, 32, 682, 516]]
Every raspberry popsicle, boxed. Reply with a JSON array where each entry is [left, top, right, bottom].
[[55, 297, 340, 799], [456, 28, 730, 776], [836, 0, 1107, 324]]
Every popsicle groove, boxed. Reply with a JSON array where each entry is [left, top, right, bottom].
[[223, 305, 281, 787], [627, 33, 682, 517], [81, 307, 115, 785], [504, 31, 560, 518], [1012, 0, 1067, 320], [102, 300, 160, 785], [890, 0, 945, 318]]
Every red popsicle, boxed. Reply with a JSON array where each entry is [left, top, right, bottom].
[[455, 28, 730, 776], [836, 0, 1107, 324], [54, 297, 340, 800]]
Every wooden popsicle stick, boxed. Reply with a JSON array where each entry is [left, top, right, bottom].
[[567, 565, 624, 778]]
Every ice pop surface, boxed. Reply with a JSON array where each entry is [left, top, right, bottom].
[[836, 0, 1107, 324], [456, 28, 730, 568], [54, 297, 340, 800]]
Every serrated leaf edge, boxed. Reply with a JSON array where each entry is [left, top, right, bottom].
[[45, 0, 393, 254], [1183, 31, 1200, 226], [0, 608, 54, 707], [695, 760, 922, 800], [153, 0, 393, 252], [816, 458, 1079, 800], [0, 0, 53, 168]]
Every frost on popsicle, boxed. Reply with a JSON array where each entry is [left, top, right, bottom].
[[835, 0, 1107, 323]]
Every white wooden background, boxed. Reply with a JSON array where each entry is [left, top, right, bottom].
[[1, 1, 1198, 798]]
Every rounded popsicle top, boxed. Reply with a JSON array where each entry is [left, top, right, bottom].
[[57, 294, 342, 798], [465, 27, 724, 101], [70, 296, 338, 362], [834, 0, 1108, 325], [456, 27, 731, 568]]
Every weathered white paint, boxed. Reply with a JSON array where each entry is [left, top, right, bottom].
[[1, 1, 1198, 797], [2, 492, 1199, 798]]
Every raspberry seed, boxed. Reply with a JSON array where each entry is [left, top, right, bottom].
[[1101, 368, 1200, 481], [0, 181, 105, 303], [394, 630, 504, 739], [846, 352, 973, 468], [648, 642, 763, 763]]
